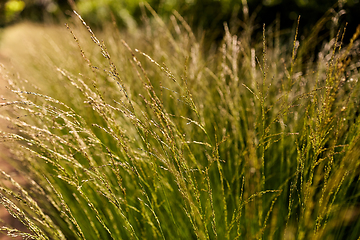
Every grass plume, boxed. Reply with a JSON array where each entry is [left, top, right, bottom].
[[0, 7, 360, 239]]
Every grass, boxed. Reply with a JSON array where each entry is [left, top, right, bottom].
[[1, 4, 360, 240]]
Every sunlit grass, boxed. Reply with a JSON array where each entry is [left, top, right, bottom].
[[1, 6, 360, 240]]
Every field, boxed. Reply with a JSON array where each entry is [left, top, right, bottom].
[[1, 6, 360, 240]]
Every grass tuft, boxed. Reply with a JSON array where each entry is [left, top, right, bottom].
[[1, 7, 360, 240]]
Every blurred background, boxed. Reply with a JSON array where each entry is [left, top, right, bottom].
[[1, 0, 359, 41]]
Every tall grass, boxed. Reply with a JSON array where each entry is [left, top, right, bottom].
[[1, 5, 360, 239]]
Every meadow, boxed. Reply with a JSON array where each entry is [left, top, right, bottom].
[[0, 4, 360, 239]]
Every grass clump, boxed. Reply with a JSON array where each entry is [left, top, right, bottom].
[[1, 6, 360, 240]]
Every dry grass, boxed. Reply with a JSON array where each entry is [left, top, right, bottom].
[[0, 8, 360, 239]]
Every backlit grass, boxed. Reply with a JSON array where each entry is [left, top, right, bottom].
[[1, 6, 360, 240]]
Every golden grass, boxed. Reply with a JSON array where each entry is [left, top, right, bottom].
[[0, 9, 359, 239]]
